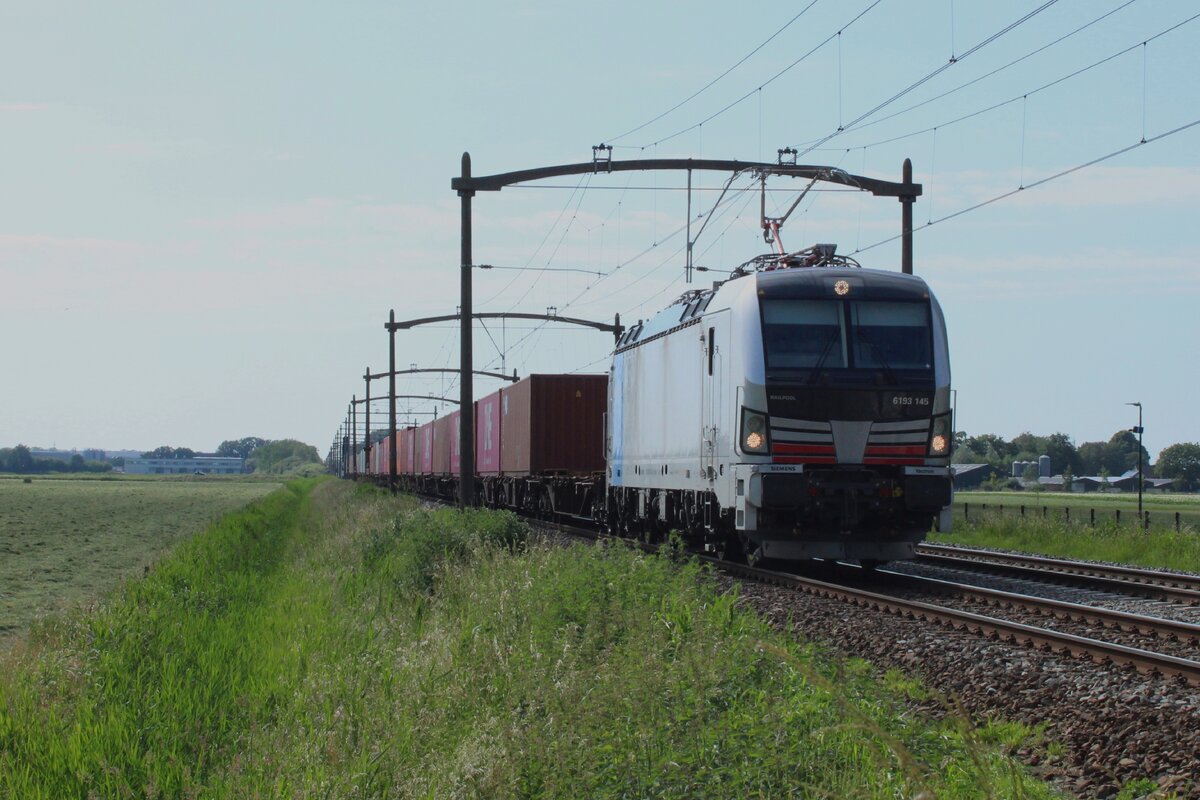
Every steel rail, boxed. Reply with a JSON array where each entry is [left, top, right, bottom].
[[879, 570, 1200, 644], [918, 544, 1200, 590], [711, 559, 1200, 687], [915, 545, 1200, 606]]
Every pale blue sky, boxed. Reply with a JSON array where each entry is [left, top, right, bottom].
[[2, 1, 1197, 460]]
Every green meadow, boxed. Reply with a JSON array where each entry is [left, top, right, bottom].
[[938, 492, 1200, 574], [0, 479, 1064, 798], [0, 476, 279, 639]]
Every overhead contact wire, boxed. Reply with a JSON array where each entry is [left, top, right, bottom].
[[796, 0, 1061, 158], [852, 117, 1200, 255], [604, 0, 823, 144]]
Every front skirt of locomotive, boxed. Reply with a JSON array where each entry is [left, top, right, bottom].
[[733, 463, 952, 562]]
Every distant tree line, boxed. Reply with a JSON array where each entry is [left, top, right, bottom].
[[952, 431, 1200, 491], [217, 437, 323, 475], [3, 437, 324, 477], [140, 446, 197, 459], [0, 445, 113, 474], [138, 437, 324, 475]]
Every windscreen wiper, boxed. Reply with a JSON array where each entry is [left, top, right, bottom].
[[807, 330, 840, 384], [857, 331, 897, 385]]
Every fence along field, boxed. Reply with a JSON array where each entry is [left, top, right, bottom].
[[953, 490, 1200, 531], [0, 476, 279, 641], [937, 491, 1200, 574]]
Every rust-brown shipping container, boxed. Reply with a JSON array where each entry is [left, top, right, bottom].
[[499, 374, 607, 475], [432, 414, 453, 476]]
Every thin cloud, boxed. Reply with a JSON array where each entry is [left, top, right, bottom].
[[0, 103, 49, 112]]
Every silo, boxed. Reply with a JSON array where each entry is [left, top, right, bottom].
[[1038, 455, 1051, 478]]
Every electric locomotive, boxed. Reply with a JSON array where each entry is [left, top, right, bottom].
[[605, 245, 952, 565]]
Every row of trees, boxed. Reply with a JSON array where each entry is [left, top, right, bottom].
[[952, 431, 1200, 490], [141, 437, 323, 475], [2, 437, 323, 477], [0, 445, 113, 474]]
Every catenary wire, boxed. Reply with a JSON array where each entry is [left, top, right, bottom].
[[604, 0, 824, 144], [795, 0, 1062, 158], [835, 10, 1200, 153], [851, 116, 1200, 256], [808, 0, 1141, 141], [634, 1, 884, 150]]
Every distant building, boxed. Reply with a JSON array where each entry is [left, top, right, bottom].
[[951, 463, 999, 489], [124, 456, 244, 475], [1071, 469, 1174, 493]]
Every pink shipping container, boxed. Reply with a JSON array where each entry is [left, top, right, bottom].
[[399, 427, 415, 476], [417, 421, 434, 474], [372, 437, 387, 476], [475, 390, 502, 475], [432, 415, 453, 476], [499, 374, 608, 475], [449, 409, 462, 475]]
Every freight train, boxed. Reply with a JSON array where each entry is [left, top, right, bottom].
[[357, 246, 952, 566]]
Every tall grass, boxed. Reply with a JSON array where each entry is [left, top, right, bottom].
[[0, 480, 319, 797], [933, 512, 1200, 574], [2, 481, 1063, 798]]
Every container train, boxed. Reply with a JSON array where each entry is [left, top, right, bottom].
[[356, 246, 952, 566]]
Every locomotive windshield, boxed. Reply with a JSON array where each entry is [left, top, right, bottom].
[[763, 299, 932, 378]]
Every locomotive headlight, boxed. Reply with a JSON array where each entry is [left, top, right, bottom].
[[741, 407, 770, 454], [927, 413, 952, 456]]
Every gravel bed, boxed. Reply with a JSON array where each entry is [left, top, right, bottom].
[[872, 575, 1200, 663], [891, 559, 1200, 625], [720, 572, 1200, 799]]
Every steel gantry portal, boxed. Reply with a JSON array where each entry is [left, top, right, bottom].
[[453, 153, 920, 506]]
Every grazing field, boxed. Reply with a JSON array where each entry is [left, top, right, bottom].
[[954, 490, 1200, 530], [0, 476, 280, 639], [0, 479, 1059, 798], [935, 492, 1200, 574]]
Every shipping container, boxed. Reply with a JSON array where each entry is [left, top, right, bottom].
[[449, 409, 463, 475], [399, 427, 415, 476], [372, 436, 386, 476], [499, 374, 607, 475], [432, 415, 453, 475], [417, 421, 434, 474], [476, 390, 503, 474]]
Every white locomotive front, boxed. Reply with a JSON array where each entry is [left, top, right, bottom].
[[606, 248, 952, 566]]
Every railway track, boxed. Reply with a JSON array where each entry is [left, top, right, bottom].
[[914, 543, 1200, 606], [870, 568, 1200, 660], [712, 557, 1200, 687]]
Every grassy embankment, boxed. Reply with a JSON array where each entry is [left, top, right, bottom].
[[0, 476, 280, 638], [1, 479, 1064, 798], [936, 492, 1200, 574]]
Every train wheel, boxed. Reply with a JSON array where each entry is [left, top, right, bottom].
[[715, 531, 747, 564]]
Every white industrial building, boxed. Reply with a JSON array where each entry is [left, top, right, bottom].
[[123, 456, 245, 475]]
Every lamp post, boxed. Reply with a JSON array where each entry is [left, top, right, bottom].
[[1126, 401, 1143, 516]]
